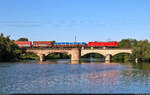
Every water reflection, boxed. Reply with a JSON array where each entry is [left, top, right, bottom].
[[87, 70, 118, 92], [1, 60, 150, 93], [69, 61, 80, 64]]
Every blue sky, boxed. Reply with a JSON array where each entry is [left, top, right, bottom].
[[0, 0, 150, 42]]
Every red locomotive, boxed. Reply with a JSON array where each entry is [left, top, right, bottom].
[[13, 41, 32, 48], [87, 41, 118, 47]]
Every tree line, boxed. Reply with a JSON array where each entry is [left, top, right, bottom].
[[0, 33, 150, 62], [0, 33, 21, 61]]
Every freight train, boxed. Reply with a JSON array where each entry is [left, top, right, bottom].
[[14, 41, 118, 49]]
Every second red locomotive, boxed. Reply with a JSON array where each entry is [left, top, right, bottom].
[[87, 41, 118, 47]]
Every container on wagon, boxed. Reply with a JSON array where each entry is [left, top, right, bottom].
[[33, 41, 52, 47], [14, 41, 32, 48]]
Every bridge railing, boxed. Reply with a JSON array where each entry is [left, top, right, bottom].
[[26, 47, 72, 50], [82, 48, 132, 50], [23, 47, 132, 50]]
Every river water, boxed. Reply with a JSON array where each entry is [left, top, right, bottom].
[[0, 59, 150, 93]]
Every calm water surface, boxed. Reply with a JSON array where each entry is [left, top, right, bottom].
[[0, 59, 150, 93]]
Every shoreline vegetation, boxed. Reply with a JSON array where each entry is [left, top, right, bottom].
[[0, 33, 150, 63]]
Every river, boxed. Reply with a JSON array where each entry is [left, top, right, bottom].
[[0, 59, 150, 93]]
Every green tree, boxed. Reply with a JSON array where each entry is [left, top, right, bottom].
[[118, 39, 132, 48], [129, 39, 137, 47], [131, 40, 150, 61], [0, 33, 21, 61], [52, 40, 55, 43], [17, 38, 28, 41], [112, 53, 130, 62]]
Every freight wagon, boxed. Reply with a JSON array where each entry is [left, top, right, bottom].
[[33, 41, 53, 48], [53, 42, 87, 48], [13, 41, 32, 48]]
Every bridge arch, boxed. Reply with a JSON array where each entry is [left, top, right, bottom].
[[111, 51, 132, 56], [45, 52, 71, 59], [112, 52, 131, 62], [112, 52, 132, 57], [81, 52, 105, 58], [20, 52, 40, 60], [81, 51, 106, 57], [45, 51, 70, 56]]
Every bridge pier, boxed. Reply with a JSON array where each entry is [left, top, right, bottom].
[[70, 60, 80, 64], [105, 54, 111, 63], [39, 54, 45, 62], [71, 48, 80, 61], [135, 58, 138, 63]]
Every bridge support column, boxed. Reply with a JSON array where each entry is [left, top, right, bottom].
[[135, 58, 138, 63], [105, 54, 111, 63], [71, 48, 80, 61], [39, 54, 45, 62]]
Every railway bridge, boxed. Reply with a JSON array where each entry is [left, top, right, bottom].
[[26, 48, 132, 63]]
